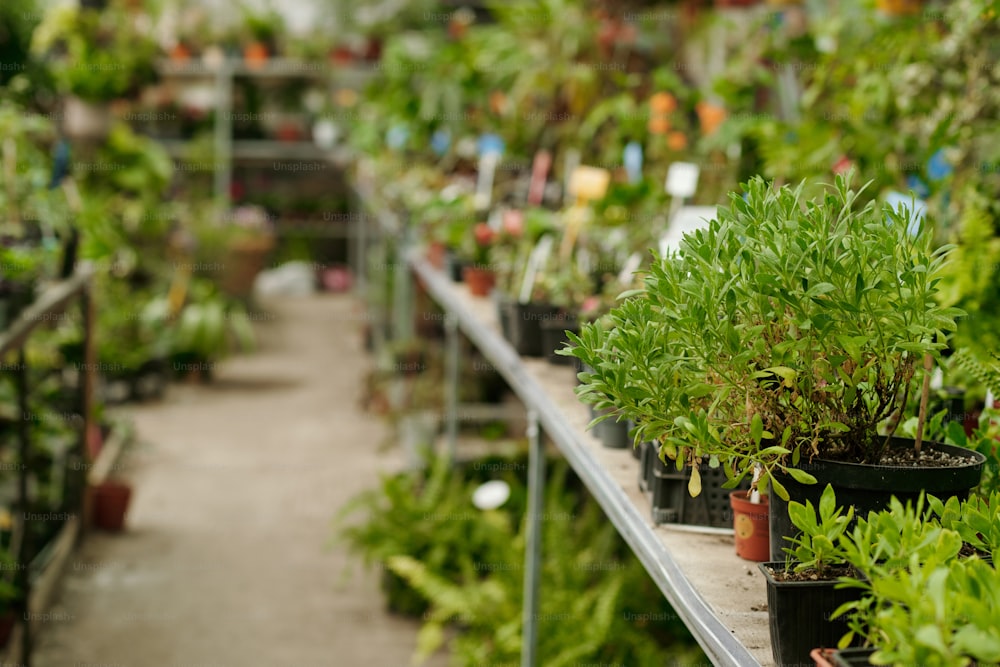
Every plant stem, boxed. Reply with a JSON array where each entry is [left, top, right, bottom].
[[915, 353, 933, 455]]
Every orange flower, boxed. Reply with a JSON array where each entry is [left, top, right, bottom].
[[696, 102, 727, 136], [666, 131, 688, 151], [650, 92, 677, 114], [647, 116, 671, 135]]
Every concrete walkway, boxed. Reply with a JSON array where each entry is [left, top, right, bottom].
[[35, 294, 446, 666]]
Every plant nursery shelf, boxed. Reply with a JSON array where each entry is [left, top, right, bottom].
[[0, 269, 93, 356], [157, 59, 376, 81], [408, 253, 772, 667]]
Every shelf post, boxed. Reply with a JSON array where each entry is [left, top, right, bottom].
[[214, 61, 234, 211], [521, 409, 543, 667], [444, 312, 459, 461], [14, 350, 31, 666]]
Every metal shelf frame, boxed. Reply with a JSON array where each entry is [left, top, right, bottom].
[[0, 267, 95, 667], [407, 254, 764, 667]]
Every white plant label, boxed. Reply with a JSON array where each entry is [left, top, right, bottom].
[[519, 234, 554, 304], [665, 162, 700, 199], [474, 151, 500, 211], [563, 148, 581, 205], [618, 252, 643, 284]]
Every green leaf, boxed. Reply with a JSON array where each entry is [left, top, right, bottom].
[[786, 468, 817, 485], [688, 467, 702, 497], [751, 413, 763, 445], [770, 476, 790, 502]]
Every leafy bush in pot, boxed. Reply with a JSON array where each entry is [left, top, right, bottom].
[[564, 174, 963, 498]]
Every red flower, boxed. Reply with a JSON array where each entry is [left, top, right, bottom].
[[832, 155, 853, 175], [473, 222, 495, 246]]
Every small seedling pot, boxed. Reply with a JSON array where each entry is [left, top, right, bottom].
[[729, 491, 770, 562]]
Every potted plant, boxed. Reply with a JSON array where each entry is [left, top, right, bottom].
[[91, 478, 133, 532], [759, 485, 860, 667], [240, 1, 284, 67], [31, 2, 158, 138], [462, 223, 496, 297], [563, 174, 984, 560]]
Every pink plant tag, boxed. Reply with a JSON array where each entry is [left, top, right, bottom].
[[528, 150, 552, 206]]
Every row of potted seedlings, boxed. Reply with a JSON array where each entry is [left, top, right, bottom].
[[557, 174, 993, 664]]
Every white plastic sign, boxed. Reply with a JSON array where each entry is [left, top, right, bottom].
[[659, 206, 717, 256], [665, 162, 700, 199], [519, 234, 554, 304]]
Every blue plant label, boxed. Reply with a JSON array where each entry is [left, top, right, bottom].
[[624, 141, 643, 184], [431, 129, 451, 155], [885, 191, 927, 237], [927, 148, 953, 181], [906, 174, 930, 199], [386, 124, 409, 150], [477, 133, 504, 157]]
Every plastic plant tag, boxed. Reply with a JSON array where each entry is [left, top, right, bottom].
[[431, 129, 451, 155], [386, 124, 409, 150], [885, 191, 926, 237], [563, 148, 581, 205], [659, 206, 717, 256], [474, 151, 501, 211], [519, 234, 555, 304], [473, 480, 511, 510], [528, 150, 552, 206], [487, 207, 503, 232], [624, 141, 643, 184], [665, 162, 700, 198], [927, 148, 953, 181], [618, 252, 642, 284], [568, 165, 611, 202], [477, 133, 504, 157]]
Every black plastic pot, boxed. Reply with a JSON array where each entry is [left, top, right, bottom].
[[831, 647, 876, 667], [508, 302, 560, 357], [769, 439, 986, 561], [496, 295, 514, 342], [639, 440, 657, 493], [759, 562, 861, 667], [651, 456, 750, 527], [595, 408, 630, 449], [539, 315, 578, 365]]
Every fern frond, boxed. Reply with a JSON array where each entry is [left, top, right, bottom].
[[953, 348, 1000, 398]]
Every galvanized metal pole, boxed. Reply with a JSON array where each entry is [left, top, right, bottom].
[[521, 409, 543, 667], [444, 313, 459, 461]]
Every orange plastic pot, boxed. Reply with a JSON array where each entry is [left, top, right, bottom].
[[462, 266, 495, 297], [730, 491, 770, 561]]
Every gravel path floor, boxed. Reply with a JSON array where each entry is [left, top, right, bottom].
[[34, 294, 447, 667]]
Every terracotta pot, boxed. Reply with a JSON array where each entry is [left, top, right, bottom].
[[243, 42, 270, 69], [427, 242, 448, 270], [92, 481, 132, 532], [876, 0, 921, 14], [730, 491, 770, 562], [811, 648, 837, 667], [462, 266, 495, 297], [170, 43, 192, 63], [0, 611, 14, 648]]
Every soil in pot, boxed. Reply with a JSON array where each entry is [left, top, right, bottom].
[[92, 481, 133, 532], [760, 562, 861, 667], [539, 315, 579, 365], [769, 438, 985, 561], [462, 266, 495, 297], [730, 491, 770, 562]]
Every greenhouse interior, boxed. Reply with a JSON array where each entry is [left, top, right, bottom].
[[0, 0, 998, 665]]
